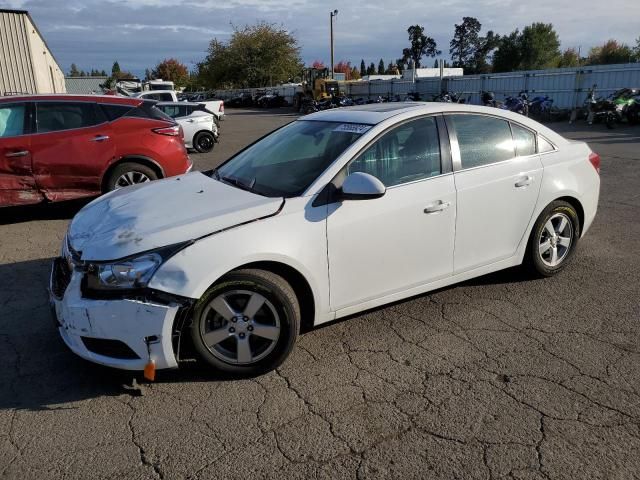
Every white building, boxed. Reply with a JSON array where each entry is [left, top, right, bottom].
[[0, 9, 66, 95], [402, 67, 464, 81]]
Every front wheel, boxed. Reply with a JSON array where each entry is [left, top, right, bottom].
[[525, 201, 580, 277], [190, 269, 300, 377]]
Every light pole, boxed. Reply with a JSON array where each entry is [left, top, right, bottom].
[[330, 9, 338, 79]]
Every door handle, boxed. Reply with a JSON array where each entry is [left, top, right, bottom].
[[5, 150, 29, 158], [186, 119, 195, 123], [91, 135, 110, 142], [424, 201, 451, 214], [515, 175, 533, 188]]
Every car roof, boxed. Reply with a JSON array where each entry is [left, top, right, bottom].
[[0, 94, 141, 105], [157, 101, 203, 107], [303, 102, 540, 125]]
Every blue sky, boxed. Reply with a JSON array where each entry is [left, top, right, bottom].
[[5, 0, 640, 77]]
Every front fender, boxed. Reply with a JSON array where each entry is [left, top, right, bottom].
[[149, 197, 332, 325]]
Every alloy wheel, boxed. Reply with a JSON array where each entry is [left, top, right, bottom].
[[199, 289, 281, 365], [538, 213, 573, 267], [114, 171, 151, 189]]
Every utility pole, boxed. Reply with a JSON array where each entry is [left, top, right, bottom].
[[330, 10, 338, 79]]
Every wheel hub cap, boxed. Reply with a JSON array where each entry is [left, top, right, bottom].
[[538, 213, 573, 267], [200, 290, 281, 365]]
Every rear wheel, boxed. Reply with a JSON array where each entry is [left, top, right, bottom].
[[105, 162, 157, 191], [194, 131, 215, 153], [525, 201, 580, 277], [190, 269, 300, 377]]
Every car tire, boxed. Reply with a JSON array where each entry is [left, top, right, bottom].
[[105, 162, 158, 191], [525, 200, 580, 277], [194, 131, 215, 153], [190, 269, 300, 377]]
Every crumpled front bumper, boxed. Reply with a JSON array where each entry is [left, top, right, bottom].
[[50, 258, 180, 371]]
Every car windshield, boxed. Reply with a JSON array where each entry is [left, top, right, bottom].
[[214, 120, 371, 197]]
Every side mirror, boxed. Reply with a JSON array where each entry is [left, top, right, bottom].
[[340, 172, 386, 200]]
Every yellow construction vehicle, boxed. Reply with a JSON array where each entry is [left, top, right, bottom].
[[293, 67, 341, 110]]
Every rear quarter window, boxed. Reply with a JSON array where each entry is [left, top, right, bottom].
[[100, 104, 133, 121]]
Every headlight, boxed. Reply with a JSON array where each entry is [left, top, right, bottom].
[[85, 243, 190, 291], [92, 253, 162, 289]]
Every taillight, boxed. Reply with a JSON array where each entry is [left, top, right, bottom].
[[152, 125, 181, 136], [588, 152, 601, 174], [219, 102, 224, 113]]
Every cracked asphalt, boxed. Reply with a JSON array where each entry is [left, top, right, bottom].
[[1, 109, 639, 479]]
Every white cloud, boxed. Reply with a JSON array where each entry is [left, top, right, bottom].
[[17, 0, 640, 75]]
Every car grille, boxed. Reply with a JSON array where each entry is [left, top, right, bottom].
[[80, 337, 140, 360], [51, 257, 72, 299]]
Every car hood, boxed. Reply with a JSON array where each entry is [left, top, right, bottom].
[[68, 172, 283, 261]]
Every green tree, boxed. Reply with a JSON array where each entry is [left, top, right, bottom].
[[519, 23, 561, 70], [401, 25, 440, 68], [351, 66, 361, 80], [111, 61, 121, 76], [558, 48, 582, 67], [360, 59, 366, 77], [366, 62, 376, 75], [153, 58, 189, 88], [377, 58, 385, 74], [69, 63, 80, 77], [449, 17, 499, 73], [450, 17, 480, 70], [492, 24, 560, 72], [492, 30, 522, 72], [587, 40, 634, 65], [198, 22, 303, 88]]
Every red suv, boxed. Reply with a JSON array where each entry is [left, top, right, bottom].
[[0, 94, 192, 207]]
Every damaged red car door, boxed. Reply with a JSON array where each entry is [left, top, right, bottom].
[[0, 102, 43, 206], [30, 101, 115, 202]]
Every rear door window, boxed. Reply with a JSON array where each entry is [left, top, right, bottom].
[[448, 114, 515, 169], [36, 102, 98, 133], [0, 103, 27, 137]]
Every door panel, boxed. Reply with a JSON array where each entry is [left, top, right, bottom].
[[327, 115, 455, 311], [327, 176, 456, 310], [0, 102, 41, 206], [446, 114, 543, 273], [31, 102, 115, 199]]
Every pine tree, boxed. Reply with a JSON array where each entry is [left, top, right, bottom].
[[360, 59, 366, 77], [378, 58, 385, 74]]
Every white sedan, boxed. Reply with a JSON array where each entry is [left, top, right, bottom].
[[50, 103, 600, 378]]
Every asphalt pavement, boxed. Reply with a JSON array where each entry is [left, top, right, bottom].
[[0, 108, 639, 479]]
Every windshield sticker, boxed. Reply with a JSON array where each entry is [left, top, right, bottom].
[[333, 124, 372, 134]]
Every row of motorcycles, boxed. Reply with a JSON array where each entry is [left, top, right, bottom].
[[583, 86, 640, 128]]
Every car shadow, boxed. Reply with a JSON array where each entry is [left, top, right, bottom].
[[0, 198, 92, 225], [0, 257, 536, 412]]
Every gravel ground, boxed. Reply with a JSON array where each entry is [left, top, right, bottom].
[[0, 109, 639, 480]]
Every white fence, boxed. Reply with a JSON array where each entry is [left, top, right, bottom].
[[212, 63, 640, 109]]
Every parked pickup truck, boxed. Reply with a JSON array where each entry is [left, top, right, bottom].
[[132, 90, 225, 122]]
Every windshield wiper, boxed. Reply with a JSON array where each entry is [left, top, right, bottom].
[[218, 174, 256, 193]]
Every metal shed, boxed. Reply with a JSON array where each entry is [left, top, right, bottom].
[[0, 9, 66, 95]]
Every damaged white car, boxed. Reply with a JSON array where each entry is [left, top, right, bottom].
[[50, 103, 600, 378]]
